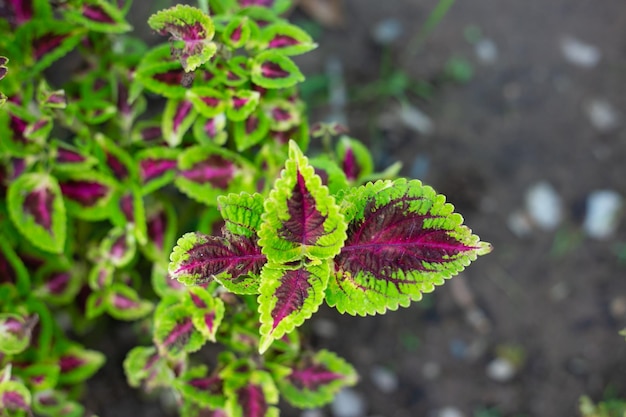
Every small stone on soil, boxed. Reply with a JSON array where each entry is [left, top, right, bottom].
[[525, 181, 563, 231], [560, 36, 601, 68], [486, 357, 516, 382], [331, 388, 366, 417], [582, 190, 623, 239], [370, 365, 399, 393], [437, 406, 465, 417], [372, 18, 403, 45], [422, 361, 441, 380], [475, 38, 498, 64], [507, 210, 534, 238], [400, 102, 434, 135], [585, 99, 620, 132]]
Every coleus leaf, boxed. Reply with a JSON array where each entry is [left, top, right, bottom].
[[135, 148, 180, 194], [32, 390, 88, 417], [251, 51, 304, 89], [182, 287, 225, 342], [141, 201, 178, 265], [260, 22, 317, 56], [275, 349, 358, 408], [37, 79, 67, 109], [16, 362, 60, 392], [152, 264, 186, 298], [123, 345, 175, 392], [0, 241, 29, 296], [0, 380, 32, 414], [218, 192, 264, 239], [175, 365, 225, 409], [222, 16, 251, 49], [186, 86, 226, 118], [75, 99, 117, 124], [64, 0, 132, 33], [309, 156, 350, 195], [134, 61, 189, 98], [224, 370, 279, 417], [148, 5, 217, 72], [7, 172, 66, 254], [262, 99, 301, 132], [111, 186, 148, 246], [131, 121, 165, 146], [0, 313, 38, 354], [258, 140, 347, 263], [95, 134, 137, 182], [227, 89, 261, 122], [57, 344, 105, 385], [98, 226, 136, 268], [163, 97, 198, 147], [105, 283, 154, 321], [51, 141, 97, 173], [236, 0, 291, 14], [258, 262, 329, 353], [193, 114, 228, 146], [58, 171, 117, 220], [233, 108, 270, 151], [337, 136, 374, 183], [326, 179, 492, 315], [154, 304, 206, 358], [169, 231, 265, 294], [0, 103, 41, 156], [33, 264, 81, 305], [24, 116, 53, 143], [88, 261, 114, 290], [175, 146, 254, 206]]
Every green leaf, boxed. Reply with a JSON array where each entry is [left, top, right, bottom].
[[134, 61, 189, 99], [222, 16, 251, 49], [186, 86, 227, 118], [326, 179, 492, 315], [163, 98, 198, 147], [226, 89, 260, 122], [16, 362, 60, 392], [106, 283, 154, 321], [232, 109, 270, 151], [251, 51, 304, 89], [260, 22, 317, 56], [57, 344, 105, 385], [58, 171, 117, 221], [224, 370, 279, 417], [0, 380, 31, 414], [154, 304, 206, 358], [218, 192, 264, 239], [336, 136, 374, 183], [123, 345, 174, 392], [183, 287, 225, 342], [175, 365, 226, 409], [64, 0, 132, 33], [175, 145, 254, 206], [99, 226, 136, 268], [258, 262, 329, 353], [0, 313, 37, 355], [7, 173, 66, 254], [258, 140, 347, 263], [276, 349, 358, 408], [148, 5, 217, 72], [193, 114, 228, 146]]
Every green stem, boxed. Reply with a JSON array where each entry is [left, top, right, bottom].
[[198, 0, 209, 14], [407, 0, 455, 56]]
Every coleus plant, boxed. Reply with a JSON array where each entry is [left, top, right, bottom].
[[0, 0, 490, 416]]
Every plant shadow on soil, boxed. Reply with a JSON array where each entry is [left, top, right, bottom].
[[84, 1, 626, 416]]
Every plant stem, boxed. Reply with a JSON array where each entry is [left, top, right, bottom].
[[407, 0, 455, 56], [198, 0, 209, 14]]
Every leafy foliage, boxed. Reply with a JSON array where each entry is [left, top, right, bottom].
[[0, 0, 490, 415]]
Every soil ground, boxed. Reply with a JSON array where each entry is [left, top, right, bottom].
[[85, 1, 626, 416]]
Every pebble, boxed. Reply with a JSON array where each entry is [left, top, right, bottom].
[[437, 406, 465, 417], [331, 388, 366, 417], [586, 99, 620, 132], [475, 38, 498, 64], [486, 357, 516, 382], [560, 36, 601, 68], [400, 103, 434, 135], [610, 296, 626, 319], [372, 18, 403, 45], [449, 338, 468, 360], [525, 181, 563, 231], [422, 361, 441, 380], [370, 366, 399, 393], [302, 410, 325, 417], [507, 210, 533, 238], [582, 190, 623, 239]]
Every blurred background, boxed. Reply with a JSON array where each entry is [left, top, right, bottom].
[[91, 0, 626, 416]]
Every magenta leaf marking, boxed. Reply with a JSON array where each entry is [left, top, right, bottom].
[[240, 0, 274, 7], [33, 33, 67, 60], [189, 375, 222, 394], [173, 100, 193, 132], [120, 193, 134, 222], [140, 158, 177, 183], [147, 210, 166, 251], [279, 170, 326, 245], [288, 364, 342, 390], [190, 292, 207, 309], [59, 180, 108, 207], [261, 62, 289, 79], [7, 0, 33, 25], [112, 293, 140, 310], [9, 113, 28, 144], [23, 187, 54, 231], [163, 317, 193, 348], [59, 355, 84, 374], [342, 147, 359, 181], [237, 384, 267, 417], [110, 234, 128, 261], [232, 96, 249, 110], [271, 107, 291, 122], [45, 272, 71, 295], [106, 152, 129, 180], [140, 126, 163, 141], [269, 34, 299, 48], [2, 391, 28, 410], [172, 233, 266, 285], [56, 148, 85, 163], [180, 155, 235, 189], [154, 68, 185, 85], [271, 269, 312, 330], [82, 4, 115, 23]]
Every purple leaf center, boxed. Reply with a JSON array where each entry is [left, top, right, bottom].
[[271, 269, 312, 330], [261, 62, 289, 79], [120, 194, 134, 222], [2, 391, 28, 410], [289, 364, 342, 390], [189, 375, 222, 394], [57, 148, 85, 163], [342, 148, 359, 181], [154, 69, 185, 86], [106, 152, 129, 180], [240, 0, 274, 7], [237, 384, 267, 417], [110, 235, 127, 261], [279, 170, 326, 245], [83, 4, 115, 23], [271, 107, 291, 122], [60, 180, 108, 207], [232, 96, 249, 110], [140, 158, 177, 183], [163, 318, 193, 347], [23, 187, 54, 231], [112, 293, 139, 310], [33, 33, 66, 60], [173, 100, 193, 132], [45, 272, 71, 295], [230, 25, 243, 42], [180, 155, 235, 189], [245, 115, 259, 134], [189, 293, 206, 309], [269, 35, 299, 49], [59, 355, 84, 373], [201, 96, 220, 107]]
